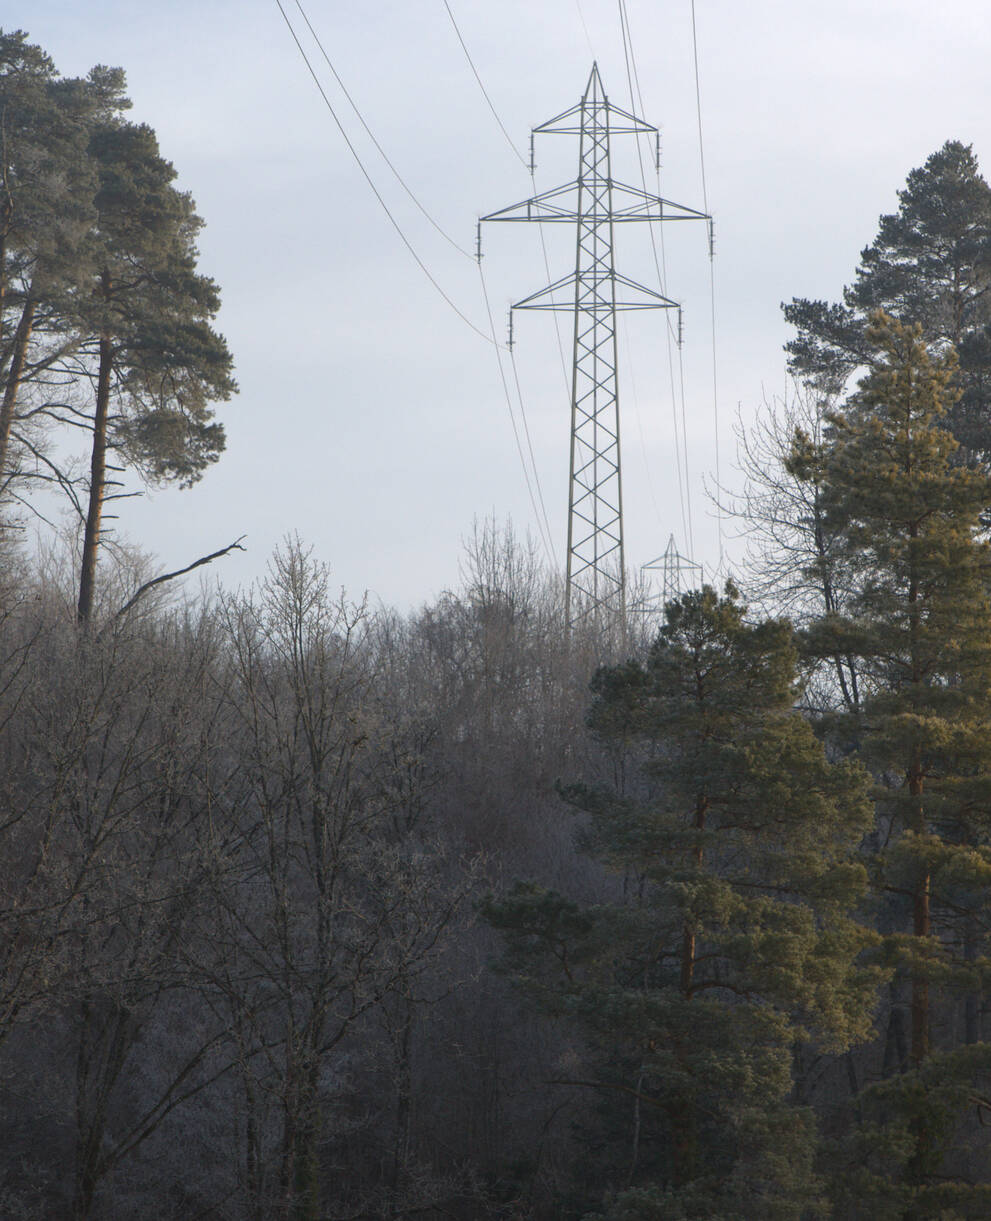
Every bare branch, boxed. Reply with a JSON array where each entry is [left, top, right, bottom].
[[109, 536, 247, 622]]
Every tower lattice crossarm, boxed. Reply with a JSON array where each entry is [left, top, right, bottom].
[[641, 533, 704, 608], [480, 63, 709, 634]]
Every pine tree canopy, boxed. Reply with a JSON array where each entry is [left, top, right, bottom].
[[83, 116, 235, 488], [789, 312, 991, 1214], [784, 141, 991, 462], [0, 30, 237, 620], [485, 586, 878, 1220]]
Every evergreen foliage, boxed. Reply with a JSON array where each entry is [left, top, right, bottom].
[[83, 116, 233, 486], [8, 22, 991, 1218], [0, 30, 96, 490], [75, 106, 235, 621], [789, 312, 991, 1215], [485, 586, 877, 1219], [0, 29, 235, 623], [784, 141, 991, 461]]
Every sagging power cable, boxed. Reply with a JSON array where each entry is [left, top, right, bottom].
[[442, 1, 528, 169], [617, 0, 695, 555], [690, 0, 725, 571], [477, 260, 555, 565], [293, 0, 474, 260], [274, 0, 493, 344]]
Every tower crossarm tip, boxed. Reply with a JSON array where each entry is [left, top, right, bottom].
[[482, 181, 710, 227], [533, 98, 657, 139], [611, 272, 680, 311], [608, 180, 710, 223], [508, 271, 680, 314], [511, 270, 579, 312], [480, 181, 581, 224]]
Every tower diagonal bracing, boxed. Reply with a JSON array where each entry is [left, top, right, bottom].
[[481, 64, 708, 632]]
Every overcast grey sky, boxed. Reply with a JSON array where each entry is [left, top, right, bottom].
[[13, 1, 991, 608]]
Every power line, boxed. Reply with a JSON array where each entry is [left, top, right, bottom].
[[448, 0, 573, 398], [535, 215, 572, 398], [690, 0, 725, 570], [617, 0, 695, 555], [277, 0, 555, 565], [616, 0, 681, 541], [440, 0, 572, 393], [617, 0, 636, 115], [273, 0, 493, 344], [291, 0, 473, 259], [622, 327, 665, 527], [675, 327, 695, 558], [690, 0, 711, 217], [508, 343, 555, 553], [443, 1, 528, 169], [574, 0, 596, 57], [481, 66, 711, 630], [439, 1, 561, 553], [477, 260, 556, 565]]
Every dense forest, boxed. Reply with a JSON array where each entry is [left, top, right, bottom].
[[6, 27, 991, 1221]]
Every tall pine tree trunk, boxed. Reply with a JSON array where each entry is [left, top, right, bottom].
[[907, 553, 929, 1066], [906, 762, 934, 1198], [0, 294, 35, 486], [78, 326, 112, 625], [910, 867, 930, 1065]]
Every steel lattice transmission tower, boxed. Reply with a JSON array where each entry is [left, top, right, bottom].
[[481, 64, 709, 630], [642, 534, 703, 605]]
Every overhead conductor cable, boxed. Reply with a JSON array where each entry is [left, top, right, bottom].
[[273, 0, 493, 344], [690, 0, 725, 571], [617, 0, 695, 556]]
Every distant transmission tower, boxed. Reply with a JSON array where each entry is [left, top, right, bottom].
[[642, 533, 703, 605], [481, 63, 709, 631]]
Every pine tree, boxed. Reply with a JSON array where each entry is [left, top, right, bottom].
[[0, 30, 95, 497], [0, 35, 235, 619], [74, 98, 235, 623], [784, 141, 991, 462], [485, 585, 876, 1220], [793, 312, 991, 1217]]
